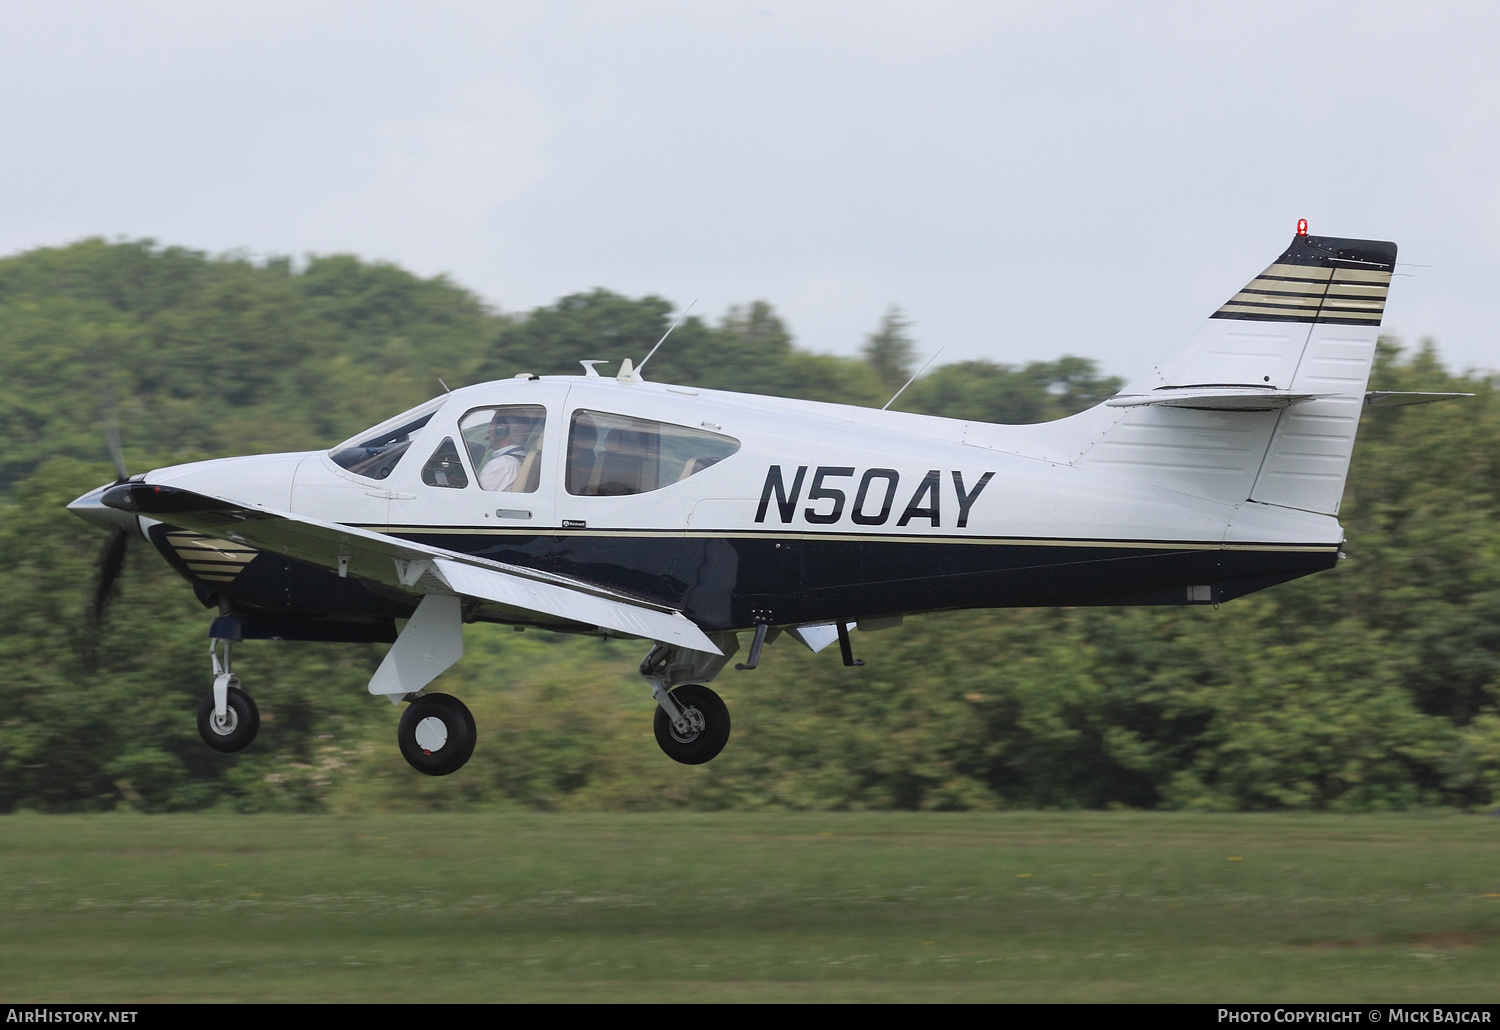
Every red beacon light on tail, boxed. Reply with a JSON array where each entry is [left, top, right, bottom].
[[1297, 218, 1308, 236]]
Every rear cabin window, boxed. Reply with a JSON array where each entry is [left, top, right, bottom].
[[567, 410, 739, 496], [328, 397, 445, 481]]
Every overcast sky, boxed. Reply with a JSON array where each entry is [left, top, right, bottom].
[[3, 1, 1496, 381]]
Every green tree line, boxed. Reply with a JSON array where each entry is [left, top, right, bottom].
[[0, 239, 1495, 813]]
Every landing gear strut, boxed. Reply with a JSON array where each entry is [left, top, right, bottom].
[[397, 693, 476, 776], [197, 638, 259, 753]]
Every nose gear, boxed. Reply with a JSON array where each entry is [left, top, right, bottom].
[[197, 638, 259, 752]]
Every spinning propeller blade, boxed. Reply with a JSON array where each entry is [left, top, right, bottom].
[[91, 525, 130, 627], [104, 421, 128, 484], [88, 416, 132, 627]]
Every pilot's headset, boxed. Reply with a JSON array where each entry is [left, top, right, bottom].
[[488, 413, 517, 448]]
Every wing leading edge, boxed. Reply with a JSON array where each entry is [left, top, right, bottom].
[[102, 482, 721, 655]]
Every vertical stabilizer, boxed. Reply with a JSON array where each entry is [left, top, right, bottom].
[[1063, 230, 1395, 513]]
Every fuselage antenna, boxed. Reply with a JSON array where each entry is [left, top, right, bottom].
[[635, 299, 697, 377], [438, 377, 452, 394], [881, 347, 944, 411]]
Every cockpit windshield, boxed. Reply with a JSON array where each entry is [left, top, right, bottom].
[[328, 396, 447, 480]]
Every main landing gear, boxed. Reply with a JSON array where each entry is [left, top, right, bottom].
[[397, 692, 476, 776], [197, 638, 259, 753], [640, 640, 737, 766], [652, 683, 730, 765]]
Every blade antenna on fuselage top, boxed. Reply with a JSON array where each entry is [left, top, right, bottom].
[[881, 347, 944, 411], [635, 299, 697, 377]]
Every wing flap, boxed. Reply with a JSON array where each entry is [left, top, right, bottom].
[[431, 559, 718, 653]]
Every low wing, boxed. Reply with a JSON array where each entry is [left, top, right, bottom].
[[103, 482, 721, 655]]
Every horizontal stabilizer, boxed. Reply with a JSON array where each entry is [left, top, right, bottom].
[[1106, 386, 1334, 411], [1363, 391, 1474, 407]]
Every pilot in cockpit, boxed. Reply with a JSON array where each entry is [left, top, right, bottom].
[[477, 412, 537, 492]]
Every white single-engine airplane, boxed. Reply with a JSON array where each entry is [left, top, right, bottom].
[[68, 225, 1461, 776]]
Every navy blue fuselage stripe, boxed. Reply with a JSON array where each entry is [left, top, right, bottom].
[[155, 524, 1337, 633]]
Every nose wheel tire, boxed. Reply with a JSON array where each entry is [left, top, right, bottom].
[[654, 684, 730, 765], [196, 687, 260, 753], [398, 693, 476, 776]]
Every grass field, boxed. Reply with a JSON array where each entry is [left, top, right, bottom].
[[1, 811, 1497, 1003]]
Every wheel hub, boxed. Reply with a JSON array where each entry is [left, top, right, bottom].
[[669, 705, 706, 743], [414, 715, 449, 754], [209, 708, 239, 736]]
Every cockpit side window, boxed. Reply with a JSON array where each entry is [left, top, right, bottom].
[[567, 410, 740, 496], [328, 397, 446, 481], [420, 437, 469, 489], [460, 404, 546, 493]]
